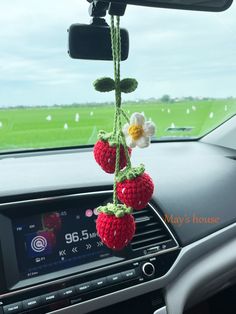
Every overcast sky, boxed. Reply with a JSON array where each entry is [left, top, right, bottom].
[[0, 0, 236, 106]]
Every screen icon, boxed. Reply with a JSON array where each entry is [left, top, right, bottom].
[[72, 247, 78, 254], [31, 236, 47, 253], [59, 250, 66, 257], [93, 208, 99, 216], [86, 244, 92, 250], [85, 209, 93, 218], [25, 233, 52, 258]]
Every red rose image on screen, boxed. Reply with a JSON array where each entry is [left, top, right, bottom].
[[38, 230, 56, 248], [42, 212, 62, 232]]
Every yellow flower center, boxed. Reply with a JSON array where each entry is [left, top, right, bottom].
[[128, 124, 144, 141]]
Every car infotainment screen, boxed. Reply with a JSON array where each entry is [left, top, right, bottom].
[[13, 207, 112, 279]]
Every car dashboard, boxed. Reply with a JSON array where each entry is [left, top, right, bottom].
[[0, 141, 235, 314]]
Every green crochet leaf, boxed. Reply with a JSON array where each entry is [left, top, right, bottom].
[[97, 203, 133, 218], [97, 130, 113, 141], [97, 130, 117, 146], [94, 77, 115, 93], [120, 78, 138, 94], [117, 164, 145, 182]]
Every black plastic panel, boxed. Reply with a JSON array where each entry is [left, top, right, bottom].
[[99, 0, 233, 12], [0, 250, 179, 314]]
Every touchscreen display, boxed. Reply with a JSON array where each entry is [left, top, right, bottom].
[[13, 207, 111, 279]]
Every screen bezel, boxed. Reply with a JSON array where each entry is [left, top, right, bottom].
[[0, 191, 129, 292]]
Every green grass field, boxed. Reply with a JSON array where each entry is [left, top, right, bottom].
[[0, 99, 235, 151]]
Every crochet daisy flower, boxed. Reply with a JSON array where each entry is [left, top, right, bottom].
[[123, 112, 156, 148]]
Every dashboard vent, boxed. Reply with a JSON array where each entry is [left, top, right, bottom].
[[131, 204, 177, 252]]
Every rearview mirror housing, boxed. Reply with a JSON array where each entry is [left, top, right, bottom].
[[68, 22, 129, 61], [98, 0, 233, 12]]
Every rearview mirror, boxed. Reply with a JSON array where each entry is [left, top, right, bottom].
[[98, 0, 233, 12], [68, 22, 129, 61]]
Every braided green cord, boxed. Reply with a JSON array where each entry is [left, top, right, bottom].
[[121, 108, 130, 123], [116, 17, 121, 108], [110, 16, 118, 137], [113, 112, 121, 205], [110, 16, 117, 73], [115, 17, 132, 169], [120, 132, 131, 168], [110, 15, 132, 206], [110, 16, 120, 205]]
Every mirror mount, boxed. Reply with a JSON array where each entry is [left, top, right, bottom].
[[88, 1, 109, 17], [88, 0, 127, 18], [90, 17, 109, 27]]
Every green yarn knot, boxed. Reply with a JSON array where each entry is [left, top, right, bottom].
[[97, 203, 133, 218], [117, 164, 145, 182]]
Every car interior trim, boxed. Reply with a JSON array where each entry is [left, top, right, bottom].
[[153, 307, 167, 314], [44, 221, 236, 314]]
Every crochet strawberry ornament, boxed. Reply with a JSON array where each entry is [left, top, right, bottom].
[[94, 131, 131, 174], [96, 203, 135, 250], [116, 165, 154, 210], [93, 15, 156, 251]]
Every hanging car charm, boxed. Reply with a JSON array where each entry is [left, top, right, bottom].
[[93, 15, 156, 251]]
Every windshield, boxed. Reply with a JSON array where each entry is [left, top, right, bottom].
[[0, 1, 235, 152]]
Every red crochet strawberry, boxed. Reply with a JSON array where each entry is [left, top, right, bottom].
[[93, 131, 131, 174], [116, 165, 154, 210], [96, 203, 135, 250]]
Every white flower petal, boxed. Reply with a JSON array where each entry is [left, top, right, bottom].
[[130, 112, 145, 126], [126, 136, 136, 148], [122, 123, 130, 135], [144, 121, 156, 137], [136, 136, 150, 148], [123, 112, 155, 150]]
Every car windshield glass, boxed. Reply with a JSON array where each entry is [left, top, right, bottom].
[[0, 1, 235, 152]]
